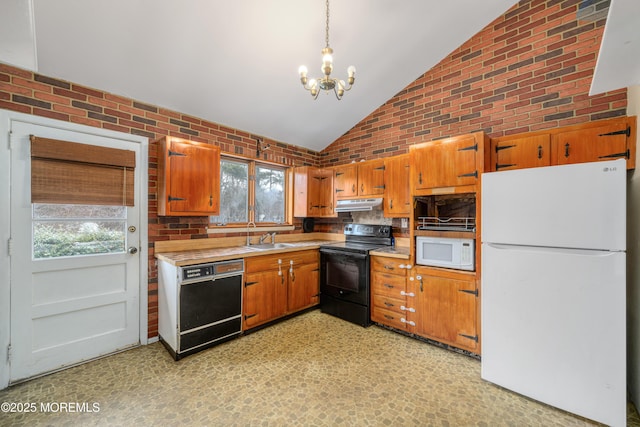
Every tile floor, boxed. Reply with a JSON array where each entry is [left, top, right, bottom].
[[1, 310, 638, 426]]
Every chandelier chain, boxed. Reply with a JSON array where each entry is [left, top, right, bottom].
[[325, 0, 330, 48]]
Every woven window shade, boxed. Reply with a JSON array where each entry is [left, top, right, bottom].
[[30, 136, 136, 206]]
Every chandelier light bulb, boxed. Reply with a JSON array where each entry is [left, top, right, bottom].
[[347, 65, 356, 77], [298, 65, 308, 77]]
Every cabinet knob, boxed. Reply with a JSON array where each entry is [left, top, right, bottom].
[[400, 291, 415, 297]]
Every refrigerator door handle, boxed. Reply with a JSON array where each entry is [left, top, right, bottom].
[[484, 242, 622, 256]]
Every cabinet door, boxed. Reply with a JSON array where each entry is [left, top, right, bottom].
[[414, 274, 478, 352], [159, 138, 221, 216], [491, 134, 551, 171], [314, 168, 335, 216], [383, 154, 410, 216], [287, 262, 320, 312], [243, 270, 286, 330], [412, 134, 478, 190], [554, 121, 631, 166], [358, 159, 385, 196], [334, 164, 358, 199]]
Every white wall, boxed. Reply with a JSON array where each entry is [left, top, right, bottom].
[[627, 85, 640, 406], [0, 0, 37, 71]]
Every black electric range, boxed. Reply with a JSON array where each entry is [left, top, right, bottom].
[[319, 224, 393, 326]]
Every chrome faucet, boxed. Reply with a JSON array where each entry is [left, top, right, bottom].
[[246, 221, 256, 245], [270, 232, 277, 244], [259, 233, 271, 244]]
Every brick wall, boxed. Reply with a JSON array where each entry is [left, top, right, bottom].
[[0, 63, 320, 337], [319, 0, 626, 166]]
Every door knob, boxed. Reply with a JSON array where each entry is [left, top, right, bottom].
[[128, 247, 138, 255]]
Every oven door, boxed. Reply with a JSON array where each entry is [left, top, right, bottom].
[[320, 248, 369, 306]]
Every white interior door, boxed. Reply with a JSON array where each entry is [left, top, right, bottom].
[[9, 120, 143, 383]]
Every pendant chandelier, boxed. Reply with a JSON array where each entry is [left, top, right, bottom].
[[298, 0, 356, 100]]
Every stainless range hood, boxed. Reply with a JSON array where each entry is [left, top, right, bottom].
[[334, 198, 383, 213]]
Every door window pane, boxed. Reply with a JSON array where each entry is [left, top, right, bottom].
[[211, 159, 248, 224], [32, 204, 126, 259], [255, 166, 285, 223]]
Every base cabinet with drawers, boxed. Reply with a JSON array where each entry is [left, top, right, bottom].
[[370, 256, 412, 330], [243, 250, 319, 330]]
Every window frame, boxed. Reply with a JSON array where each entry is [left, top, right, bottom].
[[210, 154, 292, 229]]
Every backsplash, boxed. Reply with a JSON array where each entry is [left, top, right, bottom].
[[351, 210, 392, 226]]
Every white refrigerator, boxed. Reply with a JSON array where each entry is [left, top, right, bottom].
[[481, 159, 626, 427]]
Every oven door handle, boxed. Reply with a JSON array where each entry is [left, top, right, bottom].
[[320, 249, 368, 259]]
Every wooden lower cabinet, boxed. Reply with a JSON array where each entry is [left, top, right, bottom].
[[409, 267, 479, 353], [370, 256, 411, 330], [243, 250, 319, 330]]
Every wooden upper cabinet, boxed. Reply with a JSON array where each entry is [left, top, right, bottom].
[[293, 166, 335, 218], [357, 159, 385, 196], [410, 132, 486, 193], [490, 134, 551, 172], [157, 136, 221, 216], [334, 159, 385, 199], [553, 117, 636, 168], [488, 117, 637, 172], [383, 154, 410, 217], [333, 164, 358, 198]]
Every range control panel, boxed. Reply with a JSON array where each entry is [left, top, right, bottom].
[[344, 223, 391, 238]]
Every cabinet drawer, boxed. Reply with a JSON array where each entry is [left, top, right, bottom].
[[371, 272, 406, 298], [372, 294, 406, 314], [246, 250, 318, 273], [371, 256, 408, 275], [371, 307, 407, 330]]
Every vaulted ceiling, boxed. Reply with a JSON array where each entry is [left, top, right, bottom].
[[1, 0, 639, 152]]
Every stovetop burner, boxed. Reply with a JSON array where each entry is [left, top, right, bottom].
[[320, 241, 386, 254]]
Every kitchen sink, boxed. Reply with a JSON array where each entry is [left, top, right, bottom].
[[245, 243, 296, 250]]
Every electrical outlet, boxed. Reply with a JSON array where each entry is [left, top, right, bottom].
[[401, 218, 408, 228]]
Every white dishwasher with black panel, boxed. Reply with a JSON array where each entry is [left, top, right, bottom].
[[158, 259, 243, 360]]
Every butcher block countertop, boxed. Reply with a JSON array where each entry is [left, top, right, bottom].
[[369, 246, 411, 259], [154, 233, 343, 266]]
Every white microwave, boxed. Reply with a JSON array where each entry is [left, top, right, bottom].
[[415, 236, 475, 271]]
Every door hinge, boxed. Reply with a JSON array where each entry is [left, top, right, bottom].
[[6, 344, 12, 363], [599, 126, 631, 138], [459, 289, 479, 296], [168, 196, 186, 202], [457, 171, 478, 178], [458, 143, 478, 152], [167, 150, 187, 157], [459, 333, 478, 342], [495, 144, 516, 152], [7, 238, 13, 257], [599, 149, 630, 160]]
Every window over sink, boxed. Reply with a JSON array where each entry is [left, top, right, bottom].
[[210, 156, 289, 227]]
